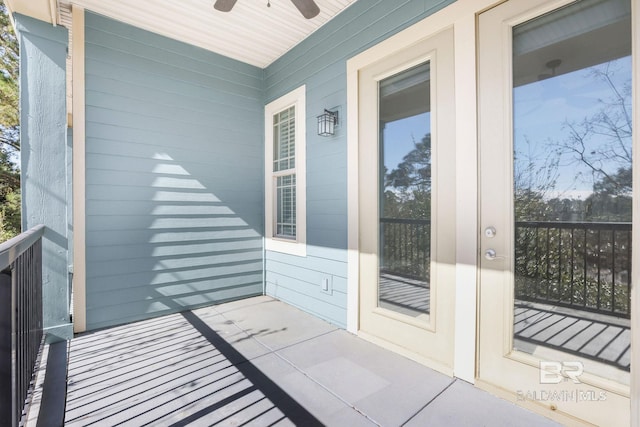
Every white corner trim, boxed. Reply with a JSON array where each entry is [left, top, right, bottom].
[[346, 64, 359, 334], [452, 13, 478, 384], [71, 5, 86, 333], [49, 0, 57, 25], [264, 85, 307, 258]]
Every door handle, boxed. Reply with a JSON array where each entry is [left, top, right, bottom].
[[485, 249, 504, 261]]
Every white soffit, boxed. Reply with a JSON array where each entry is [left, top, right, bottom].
[[61, 0, 357, 68], [6, 0, 57, 24]]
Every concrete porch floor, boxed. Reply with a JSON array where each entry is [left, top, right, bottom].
[[60, 296, 561, 426]]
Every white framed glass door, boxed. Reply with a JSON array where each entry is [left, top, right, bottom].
[[478, 0, 632, 424], [357, 28, 456, 372]]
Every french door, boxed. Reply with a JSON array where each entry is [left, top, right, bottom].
[[357, 28, 456, 372], [478, 0, 632, 424]]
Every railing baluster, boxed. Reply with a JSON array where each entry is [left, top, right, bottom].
[[546, 227, 551, 299], [535, 226, 540, 299], [415, 223, 420, 276], [596, 229, 601, 311], [628, 229, 632, 317], [558, 227, 562, 301], [393, 222, 397, 268], [583, 228, 588, 310], [612, 230, 616, 314], [570, 227, 574, 305], [404, 222, 408, 269]]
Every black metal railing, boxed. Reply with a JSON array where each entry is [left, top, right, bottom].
[[0, 225, 45, 427], [515, 221, 631, 318], [380, 218, 430, 280], [379, 218, 632, 318]]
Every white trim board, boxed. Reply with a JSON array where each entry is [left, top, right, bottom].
[[630, 0, 640, 423], [71, 5, 86, 333]]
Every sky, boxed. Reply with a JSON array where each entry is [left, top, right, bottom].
[[382, 112, 430, 173], [513, 56, 632, 200]]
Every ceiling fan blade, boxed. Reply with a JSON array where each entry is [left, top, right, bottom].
[[214, 0, 238, 12], [290, 0, 320, 19]]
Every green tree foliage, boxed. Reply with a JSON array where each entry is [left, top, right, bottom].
[[386, 134, 432, 191], [584, 166, 632, 221], [0, 0, 20, 242], [382, 134, 431, 220], [514, 137, 559, 221]]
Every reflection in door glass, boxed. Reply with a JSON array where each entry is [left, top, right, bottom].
[[512, 0, 631, 383], [378, 62, 431, 318]]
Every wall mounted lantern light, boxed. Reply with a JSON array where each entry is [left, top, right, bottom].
[[317, 109, 338, 136]]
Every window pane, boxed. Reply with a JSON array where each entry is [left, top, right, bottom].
[[276, 174, 297, 239], [512, 0, 631, 383], [273, 106, 296, 172], [378, 61, 431, 318]]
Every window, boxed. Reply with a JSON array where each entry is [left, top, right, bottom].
[[265, 86, 306, 256], [273, 107, 296, 239]]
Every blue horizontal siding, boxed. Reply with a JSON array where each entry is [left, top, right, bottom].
[[263, 0, 455, 327], [84, 12, 264, 330], [80, 1, 459, 331], [86, 240, 261, 263], [87, 281, 262, 330], [265, 279, 347, 328], [88, 274, 263, 309], [85, 187, 262, 209]]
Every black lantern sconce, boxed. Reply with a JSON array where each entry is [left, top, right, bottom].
[[317, 109, 339, 136]]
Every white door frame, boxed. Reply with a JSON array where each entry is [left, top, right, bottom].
[[630, 0, 640, 424], [356, 27, 457, 375], [346, 0, 485, 383]]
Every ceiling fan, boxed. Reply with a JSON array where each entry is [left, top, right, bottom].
[[214, 0, 321, 19]]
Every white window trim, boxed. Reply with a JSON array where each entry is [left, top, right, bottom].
[[265, 85, 307, 257]]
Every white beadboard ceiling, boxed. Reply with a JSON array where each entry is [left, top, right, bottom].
[[57, 0, 357, 68]]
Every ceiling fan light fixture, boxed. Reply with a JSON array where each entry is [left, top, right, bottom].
[[213, 0, 320, 19]]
